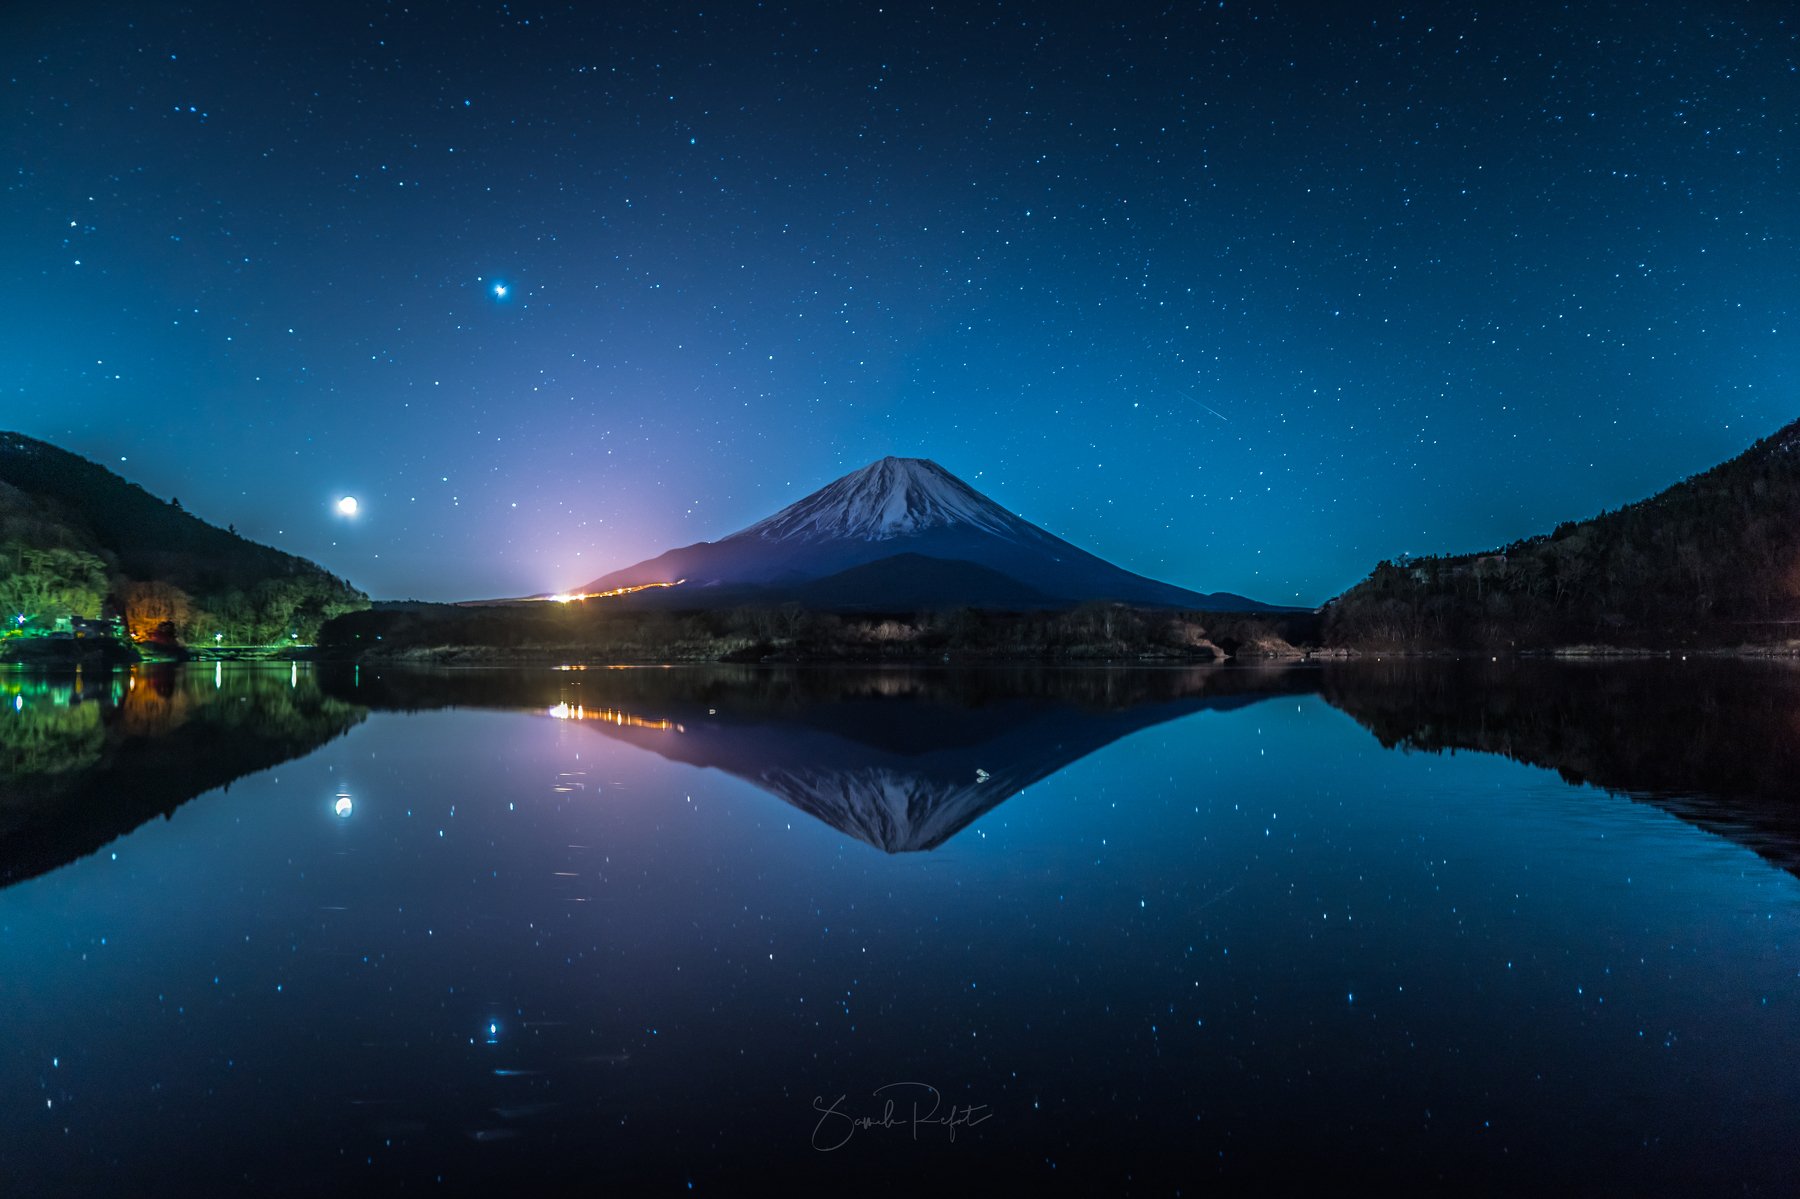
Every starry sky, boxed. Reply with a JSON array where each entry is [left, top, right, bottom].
[[4, 1, 1795, 604]]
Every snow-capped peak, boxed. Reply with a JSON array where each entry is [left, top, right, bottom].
[[731, 456, 1027, 543]]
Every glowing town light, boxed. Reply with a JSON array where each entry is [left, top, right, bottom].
[[535, 579, 686, 604], [336, 495, 360, 517]]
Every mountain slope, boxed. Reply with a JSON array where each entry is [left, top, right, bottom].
[[1324, 417, 1800, 648], [787, 554, 1059, 610], [580, 456, 1277, 611], [0, 431, 367, 643]]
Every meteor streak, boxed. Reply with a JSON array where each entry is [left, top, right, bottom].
[[1178, 390, 1231, 423]]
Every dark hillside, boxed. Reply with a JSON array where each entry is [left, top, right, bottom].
[[1325, 418, 1800, 650], [0, 432, 367, 646]]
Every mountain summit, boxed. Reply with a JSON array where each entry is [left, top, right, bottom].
[[577, 456, 1277, 610], [736, 457, 1028, 543]]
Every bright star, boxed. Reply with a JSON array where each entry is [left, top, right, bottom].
[[336, 496, 359, 517], [492, 282, 507, 298]]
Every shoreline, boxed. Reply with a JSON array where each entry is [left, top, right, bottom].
[[316, 642, 1798, 667], [8, 644, 1799, 670], [12, 634, 1800, 670]]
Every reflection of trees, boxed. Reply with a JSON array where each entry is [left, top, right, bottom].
[[114, 670, 198, 737], [18, 658, 1800, 885], [322, 661, 1311, 721], [0, 688, 105, 775], [1319, 659, 1800, 877], [0, 665, 367, 888]]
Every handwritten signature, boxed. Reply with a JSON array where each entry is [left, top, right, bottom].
[[811, 1082, 994, 1151]]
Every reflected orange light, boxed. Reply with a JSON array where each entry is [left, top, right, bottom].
[[545, 702, 682, 732]]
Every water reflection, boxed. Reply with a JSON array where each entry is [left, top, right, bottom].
[[390, 666, 1316, 853], [8, 660, 1800, 880], [0, 665, 364, 887], [301, 658, 1800, 869], [4, 660, 1800, 1192], [1319, 658, 1800, 877]]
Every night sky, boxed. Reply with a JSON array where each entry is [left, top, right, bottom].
[[4, 2, 1795, 604]]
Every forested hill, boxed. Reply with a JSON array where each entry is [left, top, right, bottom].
[[0, 431, 367, 644], [1324, 418, 1800, 651]]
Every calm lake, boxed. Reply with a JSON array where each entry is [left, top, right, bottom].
[[3, 660, 1798, 1194]]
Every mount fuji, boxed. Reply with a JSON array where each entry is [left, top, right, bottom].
[[577, 457, 1279, 611]]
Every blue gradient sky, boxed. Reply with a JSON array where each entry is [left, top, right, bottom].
[[4, 2, 1795, 602]]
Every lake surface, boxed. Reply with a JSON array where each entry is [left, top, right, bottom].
[[3, 660, 1798, 1194]]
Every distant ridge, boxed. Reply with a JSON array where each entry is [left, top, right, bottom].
[[580, 456, 1281, 611], [1324, 415, 1800, 649]]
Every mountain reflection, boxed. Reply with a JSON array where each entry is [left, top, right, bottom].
[[9, 659, 1800, 886], [0, 666, 365, 887], [562, 667, 1320, 852], [332, 665, 1317, 852], [1317, 658, 1800, 877]]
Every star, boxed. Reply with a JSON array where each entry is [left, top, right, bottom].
[[492, 282, 508, 299]]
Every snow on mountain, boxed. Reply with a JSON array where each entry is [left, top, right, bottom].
[[735, 457, 1029, 543], [577, 455, 1282, 610]]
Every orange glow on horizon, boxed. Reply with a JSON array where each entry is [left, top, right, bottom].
[[543, 579, 686, 604]]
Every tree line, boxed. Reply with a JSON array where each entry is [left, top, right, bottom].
[[1324, 422, 1800, 649], [1, 437, 367, 647]]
